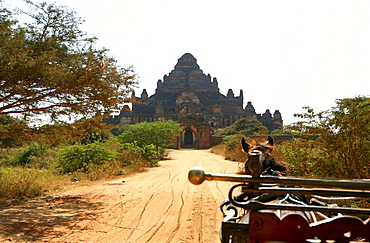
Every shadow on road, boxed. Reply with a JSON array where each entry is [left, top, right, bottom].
[[0, 195, 103, 242]]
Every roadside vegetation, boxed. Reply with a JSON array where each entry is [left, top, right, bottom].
[[0, 1, 182, 201], [1, 0, 369, 205], [211, 118, 270, 162], [211, 96, 370, 180], [0, 120, 182, 200]]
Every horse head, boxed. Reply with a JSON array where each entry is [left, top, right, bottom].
[[241, 136, 287, 176]]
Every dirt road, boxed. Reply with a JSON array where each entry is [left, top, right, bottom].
[[0, 149, 241, 243]]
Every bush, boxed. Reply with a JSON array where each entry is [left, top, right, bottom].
[[10, 143, 48, 166], [0, 166, 72, 200], [118, 120, 182, 159], [72, 161, 124, 181], [221, 134, 248, 162], [210, 143, 225, 155], [277, 136, 370, 179], [271, 128, 300, 135], [0, 167, 43, 199], [58, 142, 114, 173], [118, 147, 149, 172], [120, 142, 160, 167], [274, 138, 322, 177], [288, 97, 370, 179], [141, 144, 161, 166], [223, 135, 242, 151], [213, 118, 268, 136], [0, 138, 159, 200]]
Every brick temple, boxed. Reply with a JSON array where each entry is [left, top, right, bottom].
[[105, 53, 283, 148]]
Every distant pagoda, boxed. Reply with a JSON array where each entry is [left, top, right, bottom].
[[105, 53, 283, 148]]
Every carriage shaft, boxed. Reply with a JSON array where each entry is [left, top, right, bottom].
[[242, 187, 370, 198], [202, 171, 370, 190]]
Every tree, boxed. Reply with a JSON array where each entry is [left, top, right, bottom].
[[287, 96, 370, 178], [271, 128, 300, 135], [213, 118, 269, 136], [118, 120, 182, 159], [0, 115, 29, 147], [0, 1, 137, 142]]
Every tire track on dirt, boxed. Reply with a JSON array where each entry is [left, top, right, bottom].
[[140, 193, 174, 241], [136, 169, 184, 242], [0, 150, 240, 243], [136, 188, 175, 241], [196, 192, 204, 242], [126, 193, 155, 242], [165, 185, 185, 243]]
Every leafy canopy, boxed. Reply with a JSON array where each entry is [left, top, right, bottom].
[[214, 118, 268, 136], [271, 128, 299, 135], [0, 115, 29, 147], [0, 1, 137, 140], [118, 120, 182, 158], [287, 96, 370, 178]]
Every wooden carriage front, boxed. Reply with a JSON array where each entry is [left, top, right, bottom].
[[188, 151, 370, 243], [221, 207, 370, 242]]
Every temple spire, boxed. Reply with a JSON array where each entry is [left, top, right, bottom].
[[227, 89, 234, 98], [141, 89, 148, 99]]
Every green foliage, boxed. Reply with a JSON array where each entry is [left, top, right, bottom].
[[121, 142, 160, 167], [286, 96, 370, 178], [223, 134, 243, 151], [10, 143, 48, 166], [0, 115, 29, 147], [271, 128, 300, 135], [0, 136, 160, 200], [72, 161, 123, 181], [110, 124, 130, 136], [214, 118, 268, 136], [80, 130, 113, 144], [118, 120, 182, 159], [58, 142, 114, 173], [141, 144, 161, 165], [31, 117, 115, 147], [118, 143, 149, 169], [0, 1, 137, 140], [275, 138, 323, 176], [220, 134, 248, 161]]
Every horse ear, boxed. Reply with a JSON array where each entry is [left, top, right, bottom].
[[266, 136, 274, 146], [241, 137, 251, 153]]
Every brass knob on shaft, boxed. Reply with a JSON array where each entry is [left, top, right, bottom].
[[188, 166, 206, 185], [248, 150, 263, 178]]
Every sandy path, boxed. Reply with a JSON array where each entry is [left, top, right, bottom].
[[0, 149, 241, 243]]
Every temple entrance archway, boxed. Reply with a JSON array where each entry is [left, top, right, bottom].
[[183, 130, 195, 147]]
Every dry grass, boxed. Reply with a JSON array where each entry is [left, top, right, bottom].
[[0, 160, 151, 201], [0, 167, 70, 200], [210, 144, 246, 174], [210, 144, 247, 162], [0, 139, 158, 201], [210, 144, 225, 155]]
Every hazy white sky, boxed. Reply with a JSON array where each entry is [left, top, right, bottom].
[[5, 0, 370, 125]]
